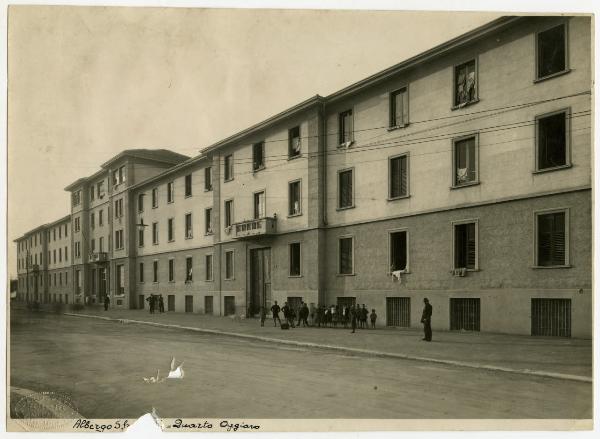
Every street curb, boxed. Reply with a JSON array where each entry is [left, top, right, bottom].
[[63, 312, 592, 384]]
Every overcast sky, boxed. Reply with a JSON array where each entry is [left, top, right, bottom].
[[6, 6, 502, 277]]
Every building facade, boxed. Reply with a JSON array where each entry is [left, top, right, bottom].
[[15, 16, 592, 337]]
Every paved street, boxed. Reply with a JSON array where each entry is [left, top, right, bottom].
[[10, 310, 592, 419]]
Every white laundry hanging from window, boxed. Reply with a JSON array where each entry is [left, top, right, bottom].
[[456, 167, 469, 183]]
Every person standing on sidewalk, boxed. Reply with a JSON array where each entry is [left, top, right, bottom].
[[158, 295, 165, 313], [370, 309, 377, 329], [104, 294, 110, 311], [271, 301, 282, 327], [421, 298, 432, 341], [260, 306, 267, 327]]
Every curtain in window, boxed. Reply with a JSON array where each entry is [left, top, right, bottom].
[[455, 138, 476, 184]]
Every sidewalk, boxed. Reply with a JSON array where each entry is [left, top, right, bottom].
[[34, 304, 593, 381]]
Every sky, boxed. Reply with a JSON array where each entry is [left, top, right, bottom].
[[6, 6, 502, 278]]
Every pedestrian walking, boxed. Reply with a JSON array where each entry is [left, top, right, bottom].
[[260, 306, 267, 327], [301, 302, 309, 327], [146, 295, 155, 314], [421, 298, 432, 341], [271, 301, 282, 327], [350, 304, 357, 333], [360, 304, 368, 329], [370, 309, 377, 329], [104, 294, 110, 311], [158, 295, 165, 313]]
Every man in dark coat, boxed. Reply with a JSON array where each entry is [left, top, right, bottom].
[[158, 295, 165, 313], [104, 294, 110, 311], [270, 301, 282, 327], [421, 298, 433, 341]]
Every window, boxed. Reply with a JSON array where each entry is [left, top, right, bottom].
[[536, 24, 567, 80], [98, 237, 103, 253], [58, 227, 61, 239], [253, 191, 265, 219], [116, 265, 124, 294], [185, 213, 193, 239], [138, 226, 144, 247], [75, 269, 81, 293], [339, 109, 353, 146], [59, 272, 62, 286], [139, 263, 144, 283], [224, 155, 233, 182], [224, 200, 233, 229], [225, 250, 234, 280], [168, 259, 175, 282], [389, 154, 409, 199], [205, 254, 213, 281], [454, 59, 477, 107], [167, 181, 174, 203], [99, 210, 103, 226], [390, 87, 409, 128], [138, 194, 144, 212], [168, 218, 174, 242], [114, 198, 123, 218], [152, 188, 158, 208], [338, 169, 354, 209], [53, 249, 56, 264], [454, 221, 478, 270], [74, 217, 80, 232], [186, 257, 193, 282], [289, 242, 301, 276], [90, 239, 95, 253], [289, 126, 301, 158], [536, 210, 568, 267], [185, 174, 192, 197], [113, 165, 126, 187], [339, 237, 354, 275], [252, 141, 265, 171], [72, 190, 81, 206], [97, 181, 105, 198], [205, 208, 213, 234], [90, 186, 95, 201], [536, 109, 569, 171], [153, 260, 158, 283], [205, 166, 213, 190], [289, 180, 301, 216], [453, 135, 478, 187], [53, 229, 56, 241], [152, 222, 158, 244], [389, 230, 408, 272], [90, 212, 95, 230], [115, 230, 124, 250]]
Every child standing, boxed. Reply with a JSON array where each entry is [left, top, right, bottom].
[[370, 309, 377, 329]]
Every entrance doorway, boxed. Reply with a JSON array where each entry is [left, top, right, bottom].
[[249, 247, 271, 317], [138, 295, 145, 309]]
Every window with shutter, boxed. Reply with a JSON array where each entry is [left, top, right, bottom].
[[453, 135, 478, 186], [338, 169, 354, 209], [339, 237, 354, 275], [390, 87, 409, 128], [537, 211, 567, 266], [389, 155, 408, 198]]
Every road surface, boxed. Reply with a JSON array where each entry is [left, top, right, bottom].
[[10, 310, 592, 419]]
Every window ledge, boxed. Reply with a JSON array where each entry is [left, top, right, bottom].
[[533, 164, 572, 174], [287, 154, 302, 161], [184, 195, 192, 199], [451, 99, 480, 111], [168, 280, 175, 283], [337, 273, 356, 277], [185, 236, 194, 240], [152, 206, 158, 210], [152, 243, 159, 246], [167, 201, 174, 204], [252, 166, 266, 174], [287, 213, 303, 218], [388, 270, 411, 275], [168, 239, 175, 243], [205, 232, 214, 236], [451, 268, 480, 273], [185, 280, 193, 284], [533, 69, 571, 84], [387, 123, 409, 132], [337, 140, 355, 149], [387, 194, 410, 202], [224, 277, 234, 281], [224, 178, 234, 183], [336, 205, 356, 212], [288, 275, 303, 278], [532, 265, 572, 269], [450, 181, 480, 190], [204, 187, 214, 192]]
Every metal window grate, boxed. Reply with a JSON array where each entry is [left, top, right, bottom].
[[386, 297, 411, 327], [450, 298, 480, 331], [185, 295, 193, 313], [531, 298, 571, 337]]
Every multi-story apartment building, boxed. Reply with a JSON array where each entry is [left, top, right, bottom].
[[14, 16, 592, 337], [45, 216, 71, 304], [15, 226, 47, 302]]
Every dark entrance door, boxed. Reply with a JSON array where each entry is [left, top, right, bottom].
[[185, 295, 194, 313], [138, 294, 145, 309], [249, 247, 271, 317], [205, 296, 214, 315]]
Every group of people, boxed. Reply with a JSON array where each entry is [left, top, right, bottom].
[[146, 294, 165, 314], [264, 301, 377, 333], [262, 297, 434, 341]]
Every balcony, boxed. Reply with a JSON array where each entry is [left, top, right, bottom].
[[90, 252, 109, 263], [232, 217, 277, 239]]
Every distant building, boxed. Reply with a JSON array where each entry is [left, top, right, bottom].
[[15, 16, 592, 337]]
